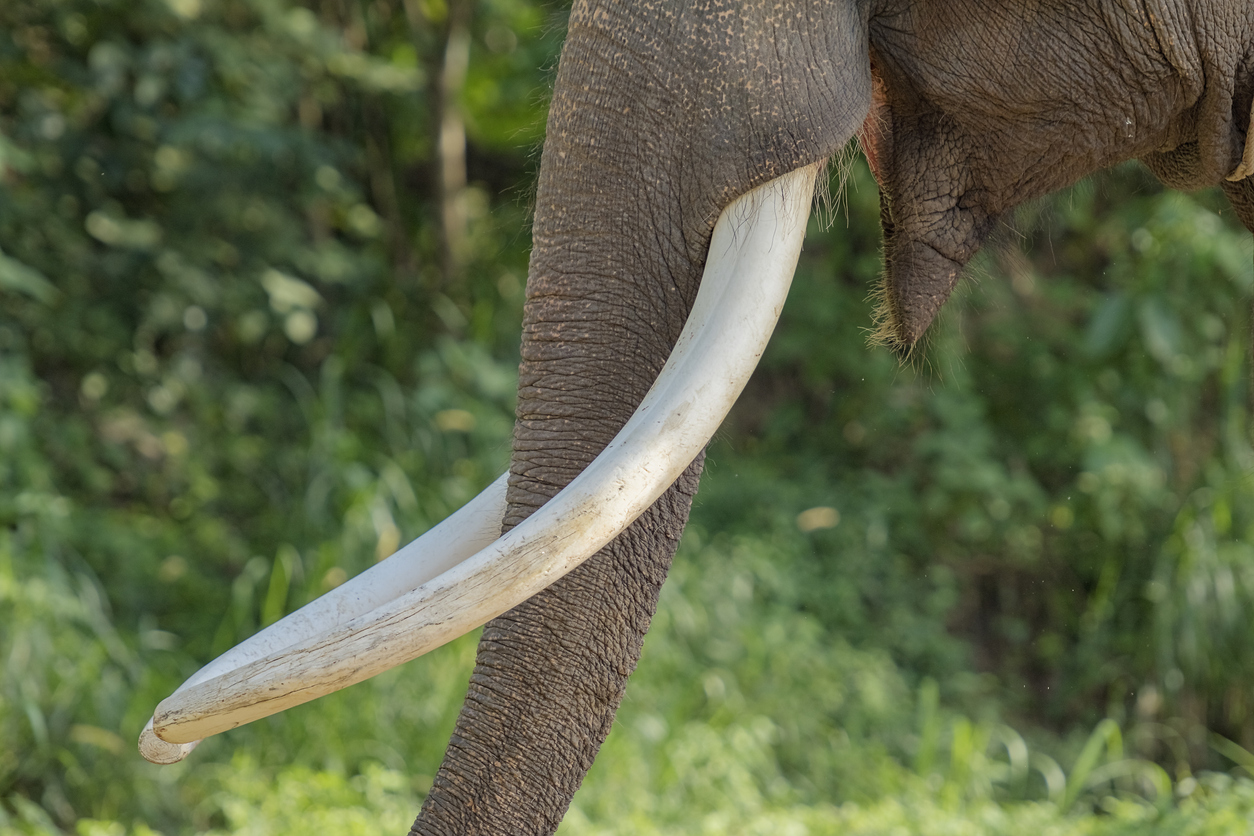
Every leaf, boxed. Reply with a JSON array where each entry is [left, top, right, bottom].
[[84, 211, 162, 250], [1083, 293, 1130, 358], [0, 249, 59, 304], [1137, 297, 1184, 365], [1061, 719, 1122, 812], [1211, 732, 1254, 778]]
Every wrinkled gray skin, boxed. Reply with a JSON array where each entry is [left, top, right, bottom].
[[410, 2, 1254, 833]]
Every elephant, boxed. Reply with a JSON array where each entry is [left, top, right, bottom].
[[139, 1, 1254, 833]]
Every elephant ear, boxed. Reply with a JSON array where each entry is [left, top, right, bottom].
[[855, 50, 994, 357]]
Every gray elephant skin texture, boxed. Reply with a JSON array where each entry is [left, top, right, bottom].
[[402, 2, 1254, 834]]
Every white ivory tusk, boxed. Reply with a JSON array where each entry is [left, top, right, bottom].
[[138, 473, 508, 764], [143, 162, 820, 752]]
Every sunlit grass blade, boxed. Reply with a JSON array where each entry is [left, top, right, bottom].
[[1062, 719, 1122, 812]]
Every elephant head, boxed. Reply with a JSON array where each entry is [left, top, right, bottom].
[[140, 1, 1254, 833]]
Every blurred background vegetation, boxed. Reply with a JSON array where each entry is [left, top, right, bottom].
[[3, 0, 1254, 833]]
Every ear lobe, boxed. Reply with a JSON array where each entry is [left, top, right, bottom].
[[860, 97, 993, 353]]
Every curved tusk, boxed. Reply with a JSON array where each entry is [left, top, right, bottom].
[[144, 161, 820, 752], [139, 473, 508, 764]]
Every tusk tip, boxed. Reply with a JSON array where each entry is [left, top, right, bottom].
[[139, 720, 198, 764]]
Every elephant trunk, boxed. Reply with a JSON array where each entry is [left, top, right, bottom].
[[410, 4, 870, 833], [409, 19, 707, 836]]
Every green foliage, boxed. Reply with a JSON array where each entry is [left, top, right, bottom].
[[713, 158, 1254, 742], [0, 0, 532, 828], [1, 499, 139, 825]]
